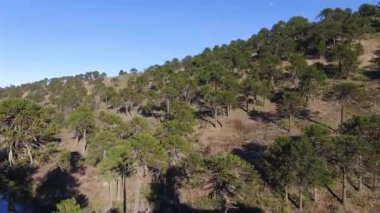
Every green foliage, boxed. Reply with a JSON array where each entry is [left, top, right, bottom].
[[164, 101, 195, 135], [98, 111, 123, 126], [277, 91, 306, 120], [330, 135, 363, 173], [334, 43, 360, 78], [87, 131, 119, 166], [330, 82, 364, 104], [298, 65, 327, 100], [0, 99, 59, 165], [267, 136, 331, 192], [341, 115, 380, 175], [59, 151, 71, 171], [68, 105, 95, 137], [288, 54, 307, 79], [205, 154, 259, 210], [56, 198, 81, 213], [129, 132, 168, 170]]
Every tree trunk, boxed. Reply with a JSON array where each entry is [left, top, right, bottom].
[[109, 181, 113, 208], [342, 168, 347, 206], [270, 75, 275, 87], [340, 104, 345, 127], [221, 194, 229, 213], [83, 129, 87, 151], [299, 190, 303, 212], [226, 105, 231, 117], [246, 96, 249, 112], [26, 144, 34, 166], [288, 115, 291, 134], [214, 107, 218, 128], [166, 99, 170, 115], [358, 155, 362, 191], [117, 176, 123, 201], [285, 185, 288, 202], [373, 173, 377, 191], [134, 166, 142, 213], [314, 186, 318, 202], [123, 175, 127, 213], [8, 143, 14, 167]]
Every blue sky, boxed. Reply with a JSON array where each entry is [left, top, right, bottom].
[[0, 0, 375, 86]]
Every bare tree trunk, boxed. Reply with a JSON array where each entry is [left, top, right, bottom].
[[214, 107, 218, 128], [358, 155, 363, 191], [83, 129, 87, 151], [246, 97, 249, 112], [123, 175, 127, 213], [342, 168, 347, 206], [8, 143, 14, 167], [373, 173, 377, 191], [299, 189, 303, 211], [26, 144, 34, 166], [117, 176, 123, 201], [340, 104, 345, 127], [285, 185, 288, 202], [134, 166, 141, 213], [109, 181, 112, 208], [221, 194, 229, 213], [166, 99, 170, 115], [314, 186, 318, 202]]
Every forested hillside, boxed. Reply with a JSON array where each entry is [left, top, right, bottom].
[[0, 3, 379, 213]]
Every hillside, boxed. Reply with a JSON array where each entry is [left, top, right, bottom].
[[0, 3, 380, 213]]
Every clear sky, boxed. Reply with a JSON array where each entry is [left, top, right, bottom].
[[0, 0, 375, 86]]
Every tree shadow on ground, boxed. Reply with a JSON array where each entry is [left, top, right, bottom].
[[69, 151, 86, 174], [195, 110, 216, 128], [249, 110, 278, 124], [35, 167, 88, 212], [148, 166, 185, 213], [233, 203, 264, 213], [315, 63, 340, 78], [363, 70, 380, 80], [326, 185, 342, 203], [232, 143, 269, 183], [302, 112, 337, 132]]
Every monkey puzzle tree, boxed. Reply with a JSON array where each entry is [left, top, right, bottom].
[[123, 132, 168, 213], [341, 115, 380, 190], [68, 105, 95, 152], [241, 78, 271, 112], [330, 135, 363, 206], [205, 154, 258, 213], [277, 91, 306, 133], [330, 82, 364, 126], [0, 99, 58, 166], [334, 42, 360, 78], [266, 136, 331, 210], [288, 54, 307, 81], [298, 65, 327, 103], [163, 101, 195, 136]]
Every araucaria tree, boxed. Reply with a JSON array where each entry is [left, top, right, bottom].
[[68, 105, 95, 152], [267, 136, 331, 211], [277, 91, 306, 133], [205, 154, 259, 213], [330, 82, 364, 126], [0, 99, 58, 166]]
